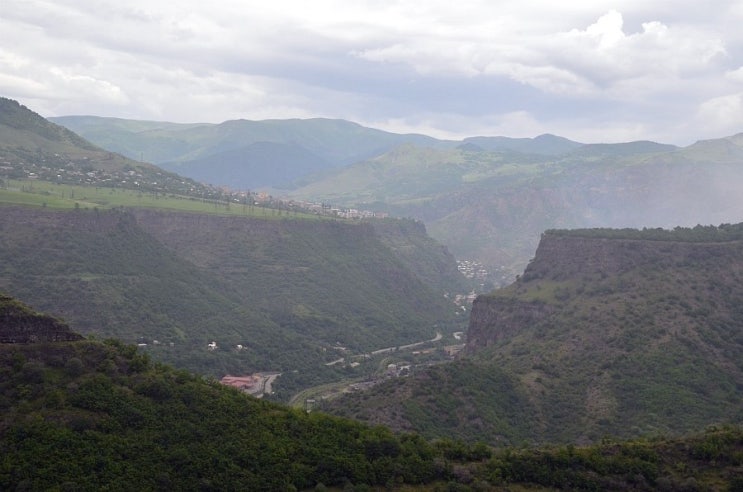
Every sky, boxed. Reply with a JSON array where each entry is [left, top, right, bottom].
[[2, 0, 743, 145]]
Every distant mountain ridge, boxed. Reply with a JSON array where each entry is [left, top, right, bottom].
[[461, 133, 584, 155], [289, 134, 743, 284], [51, 115, 449, 189], [48, 107, 743, 288]]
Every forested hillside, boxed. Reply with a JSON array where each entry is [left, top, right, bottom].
[[0, 206, 464, 395], [324, 224, 743, 445], [0, 297, 480, 490], [2, 295, 743, 491]]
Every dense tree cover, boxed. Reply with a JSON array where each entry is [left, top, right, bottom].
[[0, 338, 489, 490], [1, 294, 742, 491], [3, 338, 743, 490], [545, 222, 743, 242], [485, 426, 743, 491], [0, 293, 83, 343], [324, 360, 537, 445]]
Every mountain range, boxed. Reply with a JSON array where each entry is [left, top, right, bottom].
[[50, 115, 445, 189], [51, 112, 743, 287], [6, 96, 743, 453]]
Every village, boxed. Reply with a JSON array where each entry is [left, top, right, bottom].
[[2, 157, 391, 221]]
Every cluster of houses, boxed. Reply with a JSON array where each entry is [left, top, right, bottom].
[[1, 157, 222, 199], [257, 196, 390, 220], [4, 156, 394, 222], [456, 259, 490, 280]]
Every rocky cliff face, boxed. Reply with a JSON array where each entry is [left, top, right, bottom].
[[259, 225, 743, 444], [523, 232, 743, 280], [422, 227, 743, 443], [466, 230, 743, 353], [0, 294, 83, 343], [465, 297, 555, 353]]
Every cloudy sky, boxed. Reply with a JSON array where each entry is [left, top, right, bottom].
[[2, 0, 743, 144]]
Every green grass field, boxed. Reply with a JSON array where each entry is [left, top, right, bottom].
[[0, 179, 323, 220]]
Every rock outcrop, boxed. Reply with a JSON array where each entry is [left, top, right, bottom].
[[465, 297, 555, 353], [466, 228, 743, 353]]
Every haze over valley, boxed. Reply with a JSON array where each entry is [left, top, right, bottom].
[[3, 2, 743, 488], [52, 112, 743, 285]]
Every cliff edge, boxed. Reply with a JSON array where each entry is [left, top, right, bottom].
[[458, 225, 743, 442]]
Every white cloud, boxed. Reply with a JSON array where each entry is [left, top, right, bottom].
[[695, 93, 743, 136], [49, 69, 128, 104], [350, 8, 728, 104], [1, 1, 742, 145], [726, 67, 743, 83]]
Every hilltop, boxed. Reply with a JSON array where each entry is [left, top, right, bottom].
[[323, 224, 743, 445], [0, 97, 253, 203], [0, 97, 151, 176]]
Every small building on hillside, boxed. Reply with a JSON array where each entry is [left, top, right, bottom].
[[220, 375, 259, 392]]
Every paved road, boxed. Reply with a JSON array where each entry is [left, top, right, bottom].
[[252, 371, 281, 398], [263, 373, 280, 395], [370, 331, 442, 356]]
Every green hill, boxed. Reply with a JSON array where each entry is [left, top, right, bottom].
[[2, 295, 743, 491], [0, 293, 83, 343], [323, 224, 743, 446], [0, 296, 475, 490], [0, 98, 226, 199], [0, 98, 149, 173]]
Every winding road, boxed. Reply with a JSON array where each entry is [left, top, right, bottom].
[[370, 331, 442, 356], [323, 331, 443, 366]]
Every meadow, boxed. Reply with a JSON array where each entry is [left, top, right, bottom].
[[0, 179, 321, 220]]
